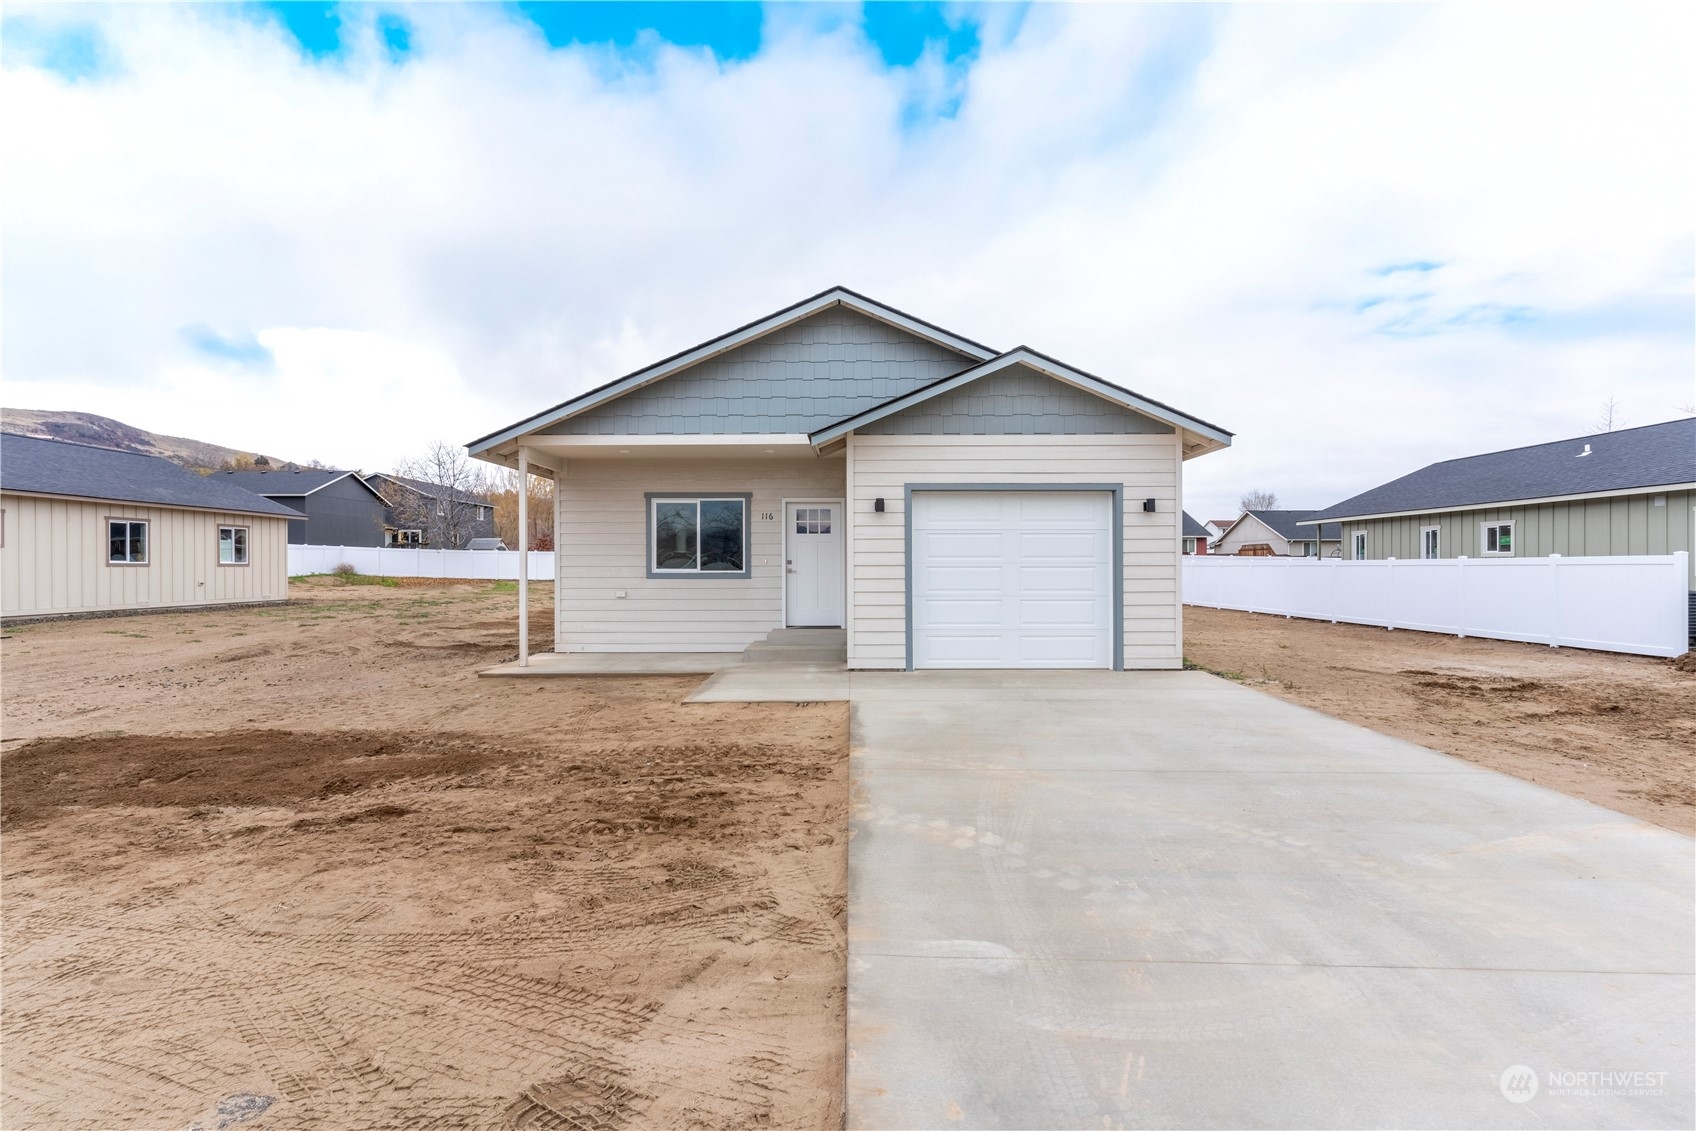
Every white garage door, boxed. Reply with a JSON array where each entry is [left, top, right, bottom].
[[911, 490, 1115, 669]]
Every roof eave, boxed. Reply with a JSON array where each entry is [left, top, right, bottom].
[[807, 347, 1233, 450], [465, 287, 1000, 457], [1295, 480, 1696, 524]]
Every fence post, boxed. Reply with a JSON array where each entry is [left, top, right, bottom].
[[1455, 556, 1467, 639], [1548, 554, 1561, 648], [1385, 558, 1396, 631]]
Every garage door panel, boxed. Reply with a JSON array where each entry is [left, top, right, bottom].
[[912, 490, 1113, 670], [924, 634, 1007, 663], [1018, 598, 1102, 626], [1013, 493, 1101, 523], [1016, 634, 1106, 663], [924, 599, 1005, 626], [923, 567, 1002, 591], [1016, 531, 1100, 558]]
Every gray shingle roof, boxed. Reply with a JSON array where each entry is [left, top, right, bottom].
[[1307, 418, 1696, 523], [1, 434, 303, 518], [1244, 510, 1341, 542], [1182, 511, 1210, 538], [216, 469, 383, 500]]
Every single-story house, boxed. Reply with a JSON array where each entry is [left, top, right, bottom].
[[1213, 510, 1343, 557], [1, 434, 295, 618], [1302, 418, 1695, 584], [1182, 511, 1211, 555], [466, 286, 1231, 669], [363, 472, 497, 548], [215, 469, 389, 547]]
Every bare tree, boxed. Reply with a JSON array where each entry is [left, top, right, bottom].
[[388, 441, 494, 549], [1239, 489, 1278, 512], [489, 468, 555, 551], [1593, 396, 1625, 433]]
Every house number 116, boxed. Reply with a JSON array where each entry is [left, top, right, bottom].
[[760, 512, 775, 521]]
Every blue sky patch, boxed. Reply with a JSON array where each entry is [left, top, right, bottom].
[[1371, 259, 1443, 276], [183, 326, 274, 369], [513, 1, 763, 61], [0, 17, 116, 80]]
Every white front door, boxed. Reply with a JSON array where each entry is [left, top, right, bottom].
[[786, 502, 845, 627], [911, 491, 1114, 669]]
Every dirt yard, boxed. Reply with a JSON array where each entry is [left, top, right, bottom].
[[1184, 607, 1696, 835], [1, 579, 847, 1131]]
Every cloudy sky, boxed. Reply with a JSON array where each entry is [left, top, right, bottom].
[[3, 2, 1690, 518]]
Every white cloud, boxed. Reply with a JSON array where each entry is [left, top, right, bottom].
[[2, 2, 1690, 514]]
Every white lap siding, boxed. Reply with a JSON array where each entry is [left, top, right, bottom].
[[845, 433, 1183, 670], [553, 456, 846, 652], [0, 493, 289, 617]]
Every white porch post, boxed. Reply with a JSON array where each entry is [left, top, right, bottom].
[[517, 445, 530, 666]]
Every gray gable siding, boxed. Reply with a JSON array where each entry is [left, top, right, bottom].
[[544, 306, 973, 436], [859, 363, 1173, 436]]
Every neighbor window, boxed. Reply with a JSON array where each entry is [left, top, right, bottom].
[[1482, 522, 1514, 556], [1302, 541, 1318, 557], [650, 496, 748, 575], [218, 526, 249, 565], [1421, 526, 1440, 559], [391, 529, 422, 546], [109, 520, 148, 564], [1182, 537, 1197, 554], [1351, 531, 1367, 560]]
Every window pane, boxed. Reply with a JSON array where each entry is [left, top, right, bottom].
[[234, 527, 248, 563], [699, 499, 744, 571], [110, 521, 127, 562], [220, 528, 234, 563], [129, 522, 146, 562], [654, 502, 698, 569], [1498, 527, 1511, 552]]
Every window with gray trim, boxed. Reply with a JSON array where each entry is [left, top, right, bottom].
[[219, 525, 249, 565], [651, 497, 747, 573], [109, 520, 148, 564]]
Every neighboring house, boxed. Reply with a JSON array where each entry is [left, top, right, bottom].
[[363, 472, 496, 549], [466, 537, 509, 551], [1213, 510, 1342, 557], [1181, 511, 1211, 555], [1, 434, 295, 618], [466, 286, 1231, 670], [1303, 418, 1696, 584], [1204, 517, 1234, 547], [215, 469, 389, 546]]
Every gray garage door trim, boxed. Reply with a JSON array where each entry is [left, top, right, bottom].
[[904, 483, 1124, 671]]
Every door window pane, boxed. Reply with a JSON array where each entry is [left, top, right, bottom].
[[653, 502, 698, 569]]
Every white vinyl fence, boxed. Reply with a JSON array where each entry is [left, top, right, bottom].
[[289, 544, 554, 581], [1183, 552, 1690, 658]]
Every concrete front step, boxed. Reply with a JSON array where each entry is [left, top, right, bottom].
[[743, 627, 846, 664]]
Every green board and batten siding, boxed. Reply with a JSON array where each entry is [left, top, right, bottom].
[[1343, 489, 1696, 583]]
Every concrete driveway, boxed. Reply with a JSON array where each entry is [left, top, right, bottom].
[[831, 670, 1693, 1130]]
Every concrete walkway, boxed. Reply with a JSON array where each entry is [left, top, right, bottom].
[[828, 670, 1693, 1129]]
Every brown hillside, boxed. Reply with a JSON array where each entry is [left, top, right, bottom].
[[0, 408, 293, 471]]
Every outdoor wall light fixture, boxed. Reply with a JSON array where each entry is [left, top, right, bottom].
[[1143, 498, 1157, 512], [874, 498, 886, 512]]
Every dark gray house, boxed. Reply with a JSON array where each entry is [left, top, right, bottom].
[[216, 469, 389, 547], [1302, 418, 1695, 584], [362, 472, 496, 549]]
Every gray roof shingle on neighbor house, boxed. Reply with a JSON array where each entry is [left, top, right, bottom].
[[216, 468, 385, 502], [1247, 510, 1342, 541], [1307, 418, 1696, 524], [1182, 511, 1210, 538], [1, 434, 303, 518]]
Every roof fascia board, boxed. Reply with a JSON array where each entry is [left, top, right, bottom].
[[1297, 481, 1696, 524], [0, 487, 301, 520], [466, 289, 998, 457], [529, 433, 815, 448], [809, 348, 1233, 448]]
